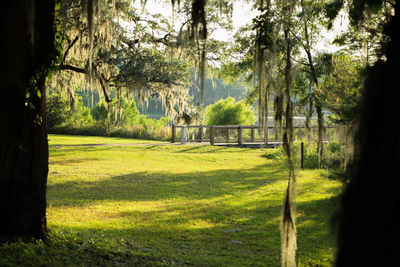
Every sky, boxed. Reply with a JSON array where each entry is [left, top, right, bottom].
[[134, 0, 348, 53], [135, 0, 258, 40]]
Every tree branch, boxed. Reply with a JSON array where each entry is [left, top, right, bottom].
[[59, 64, 85, 73], [62, 35, 79, 64], [59, 63, 112, 103]]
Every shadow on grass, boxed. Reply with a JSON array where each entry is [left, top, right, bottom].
[[49, 146, 115, 158], [50, 158, 103, 166], [47, 163, 285, 206], [44, 188, 340, 266], [296, 195, 341, 266], [44, 149, 341, 266], [171, 146, 228, 154]]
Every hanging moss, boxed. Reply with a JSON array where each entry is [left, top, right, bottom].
[[280, 1, 297, 266]]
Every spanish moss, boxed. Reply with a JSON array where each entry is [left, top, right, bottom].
[[280, 1, 297, 266]]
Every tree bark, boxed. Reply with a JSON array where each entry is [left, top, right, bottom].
[[305, 44, 324, 168], [0, 0, 55, 239], [336, 1, 400, 265]]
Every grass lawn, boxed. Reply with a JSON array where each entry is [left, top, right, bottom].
[[0, 134, 343, 266]]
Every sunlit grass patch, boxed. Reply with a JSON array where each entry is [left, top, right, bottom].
[[1, 135, 343, 266]]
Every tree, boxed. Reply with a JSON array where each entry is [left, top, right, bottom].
[[0, 0, 56, 239], [321, 54, 363, 124], [223, 1, 300, 264], [293, 0, 330, 167], [92, 97, 140, 127], [53, 0, 234, 120], [205, 97, 256, 125], [331, 0, 392, 66]]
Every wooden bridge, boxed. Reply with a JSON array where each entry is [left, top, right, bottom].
[[171, 125, 333, 147]]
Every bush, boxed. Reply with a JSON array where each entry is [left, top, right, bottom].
[[47, 93, 93, 130], [264, 140, 344, 170], [47, 93, 69, 129], [205, 97, 256, 125], [299, 141, 342, 169], [67, 98, 93, 127]]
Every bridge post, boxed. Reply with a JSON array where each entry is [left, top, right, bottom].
[[199, 125, 204, 142], [210, 126, 215, 145], [171, 125, 176, 143], [181, 126, 187, 144], [264, 126, 269, 145], [250, 127, 255, 142], [238, 126, 243, 145]]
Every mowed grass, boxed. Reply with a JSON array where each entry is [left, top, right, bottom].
[[1, 134, 342, 266], [48, 134, 166, 145]]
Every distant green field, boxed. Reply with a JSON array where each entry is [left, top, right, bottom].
[[1, 135, 342, 266]]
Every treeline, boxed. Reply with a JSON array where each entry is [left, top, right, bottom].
[[47, 91, 171, 140]]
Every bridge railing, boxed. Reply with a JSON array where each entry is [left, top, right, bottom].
[[171, 125, 335, 145]]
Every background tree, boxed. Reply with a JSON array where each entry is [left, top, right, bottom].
[[321, 54, 363, 124], [205, 97, 256, 125], [54, 0, 192, 119], [295, 0, 329, 167]]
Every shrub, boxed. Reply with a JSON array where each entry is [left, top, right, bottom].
[[265, 140, 344, 170], [47, 93, 69, 130], [66, 97, 93, 127]]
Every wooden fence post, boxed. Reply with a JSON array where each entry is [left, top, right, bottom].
[[171, 125, 176, 143], [238, 126, 243, 145], [210, 126, 215, 145], [226, 128, 230, 143]]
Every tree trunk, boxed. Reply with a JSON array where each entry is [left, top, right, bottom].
[[316, 103, 324, 167], [336, 2, 400, 265], [0, 0, 55, 239], [305, 47, 324, 168]]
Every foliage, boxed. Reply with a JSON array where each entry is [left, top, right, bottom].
[[321, 54, 364, 124], [189, 69, 250, 107], [47, 92, 92, 130], [205, 97, 256, 125], [47, 93, 69, 129], [0, 134, 342, 266], [52, 0, 237, 119], [327, 0, 393, 65], [48, 91, 171, 140], [91, 98, 140, 127], [68, 98, 93, 127], [264, 140, 347, 173], [300, 141, 343, 170]]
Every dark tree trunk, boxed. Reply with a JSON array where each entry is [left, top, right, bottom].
[[336, 2, 400, 265], [0, 1, 55, 239]]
